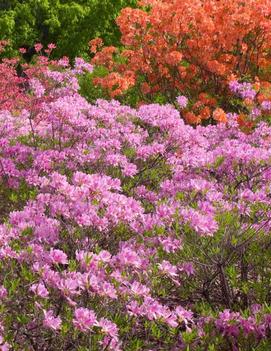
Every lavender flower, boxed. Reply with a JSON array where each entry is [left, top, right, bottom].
[[261, 100, 271, 111], [176, 95, 188, 109]]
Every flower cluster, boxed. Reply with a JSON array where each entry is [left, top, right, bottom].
[[0, 48, 270, 350], [90, 0, 271, 124]]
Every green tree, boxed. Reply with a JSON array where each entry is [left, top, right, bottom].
[[0, 0, 137, 59]]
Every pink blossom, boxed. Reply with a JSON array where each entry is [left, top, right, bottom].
[[34, 43, 43, 52], [73, 308, 96, 332], [29, 78, 45, 98], [30, 282, 49, 298], [0, 286, 7, 299], [98, 318, 119, 339], [130, 281, 150, 297], [48, 43, 56, 50], [49, 249, 68, 265], [43, 310, 61, 330], [158, 260, 178, 278], [179, 262, 195, 276], [176, 95, 188, 109]]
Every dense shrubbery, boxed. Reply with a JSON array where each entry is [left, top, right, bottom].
[[0, 44, 270, 350], [89, 0, 271, 125]]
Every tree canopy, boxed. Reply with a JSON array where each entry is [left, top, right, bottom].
[[0, 0, 137, 58]]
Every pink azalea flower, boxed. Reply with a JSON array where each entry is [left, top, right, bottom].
[[98, 318, 119, 339], [176, 95, 188, 109], [43, 310, 61, 331], [0, 286, 7, 299], [73, 307, 96, 332], [30, 282, 49, 298], [158, 260, 178, 278], [34, 43, 43, 52], [49, 249, 68, 265]]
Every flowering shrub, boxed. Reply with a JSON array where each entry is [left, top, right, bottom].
[[0, 41, 29, 111], [0, 51, 271, 350], [89, 0, 271, 124]]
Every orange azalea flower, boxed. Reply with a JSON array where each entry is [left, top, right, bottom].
[[244, 98, 253, 106], [253, 77, 261, 91], [200, 106, 211, 120], [89, 38, 103, 53], [166, 51, 183, 66], [91, 0, 271, 117], [257, 94, 266, 104], [199, 93, 209, 104], [184, 112, 201, 125], [213, 108, 227, 123], [207, 98, 217, 107]]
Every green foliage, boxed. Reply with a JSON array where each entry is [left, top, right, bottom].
[[78, 66, 109, 102], [0, 0, 138, 59]]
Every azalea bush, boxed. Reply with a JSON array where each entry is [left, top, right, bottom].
[[0, 46, 271, 350], [89, 0, 271, 124]]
